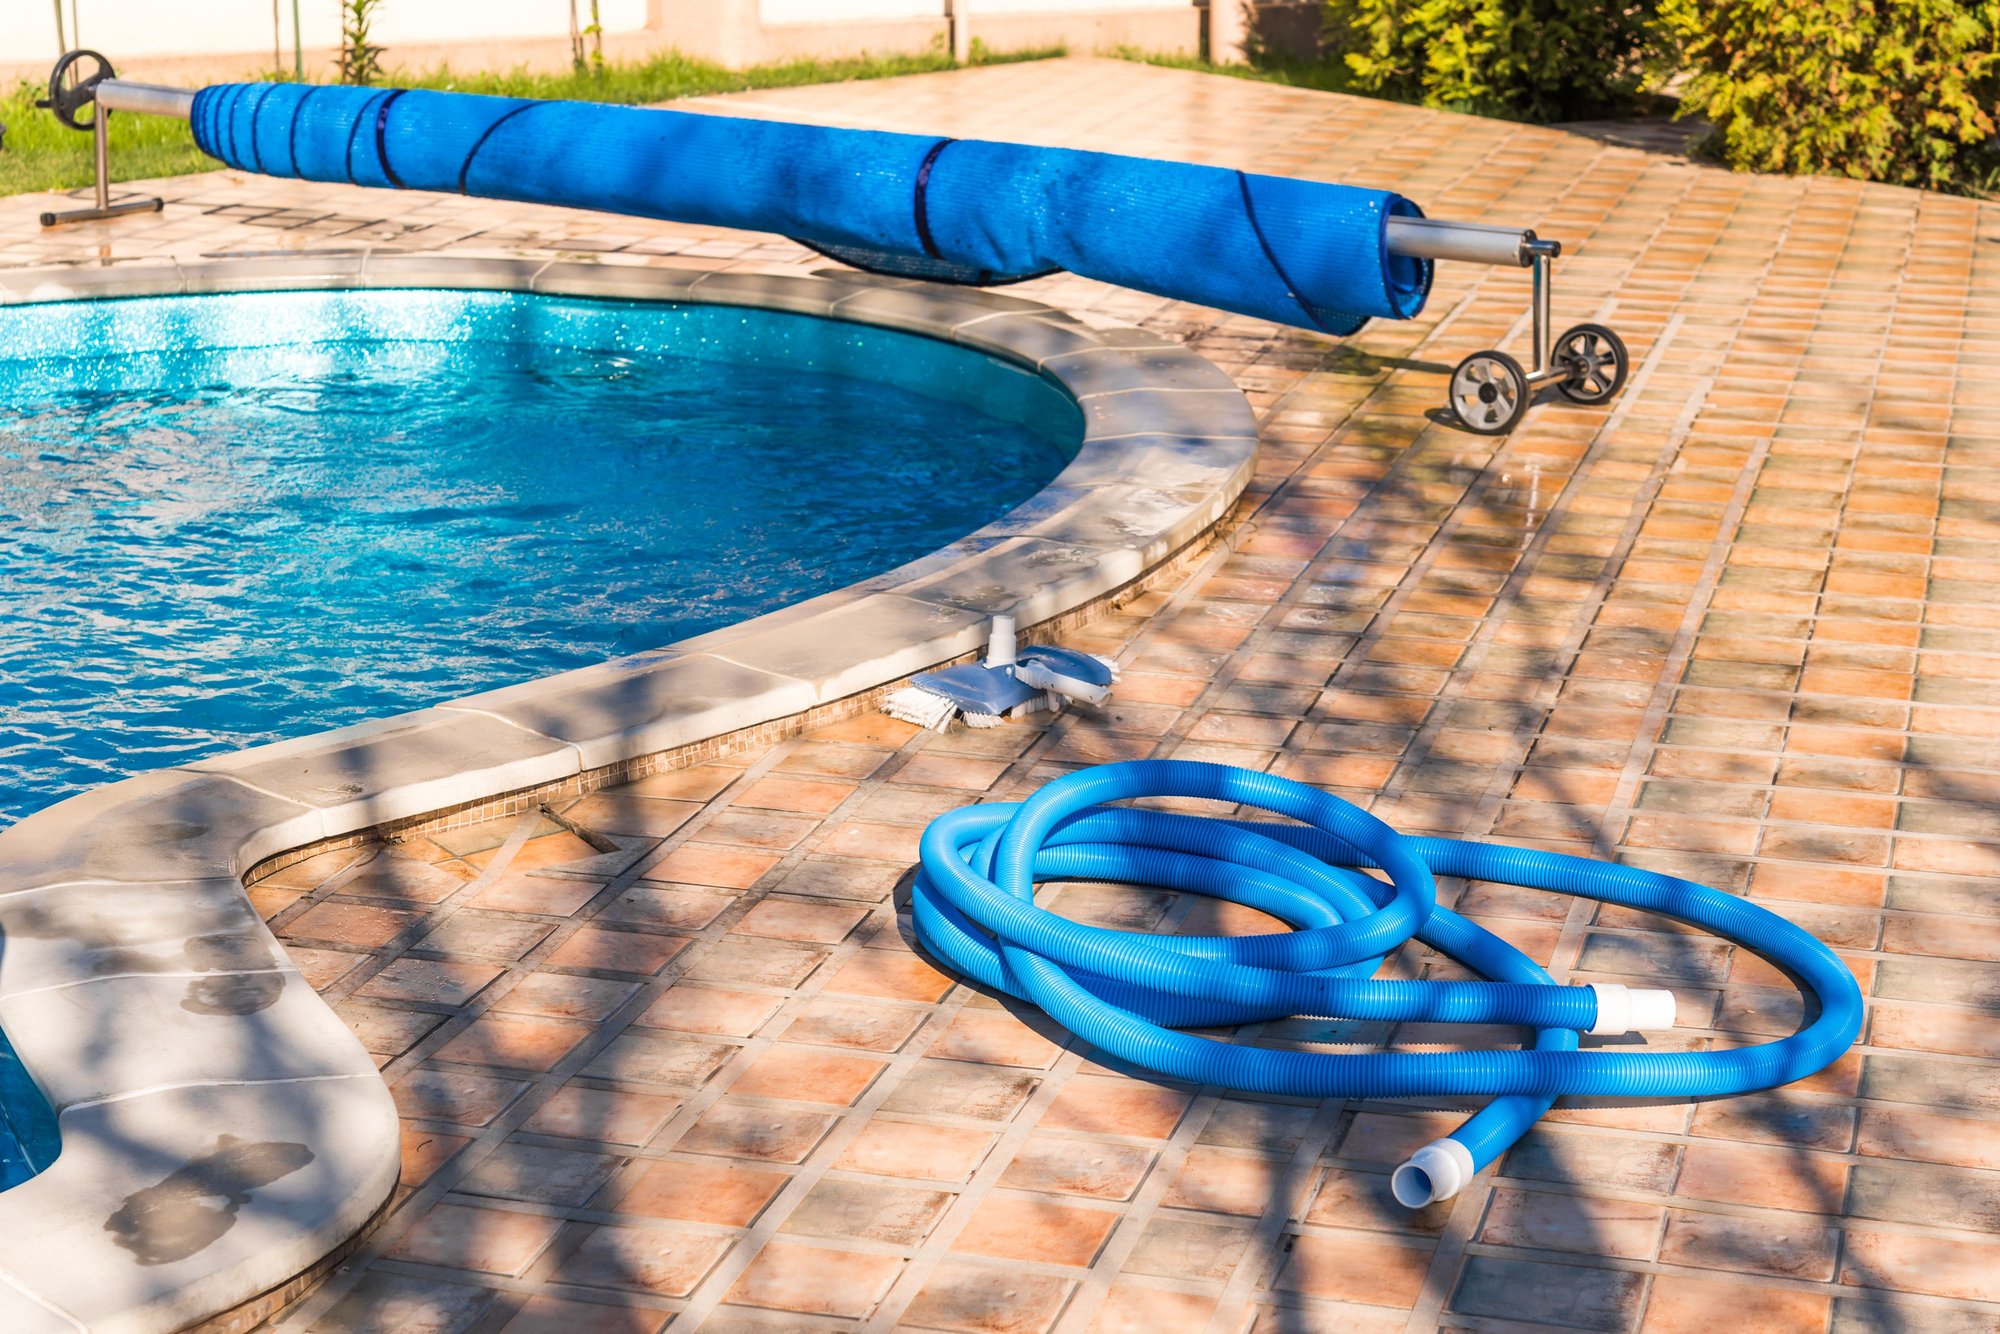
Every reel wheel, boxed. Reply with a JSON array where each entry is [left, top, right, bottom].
[[1553, 322, 1629, 405], [1449, 349, 1530, 435]]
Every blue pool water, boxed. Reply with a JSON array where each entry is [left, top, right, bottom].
[[0, 1045, 55, 1188], [0, 289, 1080, 831]]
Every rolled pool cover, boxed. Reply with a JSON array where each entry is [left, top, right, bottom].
[[189, 83, 1431, 335]]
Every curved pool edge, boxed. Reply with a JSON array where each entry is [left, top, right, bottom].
[[0, 255, 1256, 1332]]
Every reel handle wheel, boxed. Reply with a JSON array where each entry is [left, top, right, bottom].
[[39, 49, 116, 131]]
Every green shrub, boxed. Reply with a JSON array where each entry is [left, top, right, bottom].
[[1659, 0, 2000, 192], [1326, 0, 1657, 121]]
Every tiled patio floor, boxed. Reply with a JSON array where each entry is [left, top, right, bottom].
[[9, 54, 2000, 1334]]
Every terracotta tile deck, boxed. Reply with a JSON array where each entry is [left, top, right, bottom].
[[9, 53, 2000, 1334]]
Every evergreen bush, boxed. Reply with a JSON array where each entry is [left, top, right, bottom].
[[1326, 0, 1657, 122], [1659, 0, 2000, 192]]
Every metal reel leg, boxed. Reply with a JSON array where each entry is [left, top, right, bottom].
[[40, 198, 164, 227], [37, 93, 163, 229]]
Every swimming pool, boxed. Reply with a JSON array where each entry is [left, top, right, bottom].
[[0, 288, 1081, 829], [0, 259, 1256, 1323]]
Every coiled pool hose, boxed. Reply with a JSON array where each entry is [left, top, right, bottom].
[[913, 760, 1862, 1207]]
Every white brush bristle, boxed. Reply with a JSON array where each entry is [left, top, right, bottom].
[[1092, 653, 1122, 681], [883, 686, 959, 732], [962, 710, 1004, 728]]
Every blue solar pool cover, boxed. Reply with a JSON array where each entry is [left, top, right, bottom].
[[190, 83, 1431, 335]]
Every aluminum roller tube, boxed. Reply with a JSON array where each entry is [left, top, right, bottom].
[[1383, 215, 1547, 267], [93, 79, 197, 120]]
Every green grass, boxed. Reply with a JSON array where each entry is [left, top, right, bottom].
[[0, 41, 1062, 199], [0, 86, 214, 196]]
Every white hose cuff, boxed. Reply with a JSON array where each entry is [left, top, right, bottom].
[[1586, 982, 1677, 1035], [1392, 1137, 1474, 1208]]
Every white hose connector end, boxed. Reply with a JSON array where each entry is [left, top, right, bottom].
[[1586, 982, 1678, 1035], [984, 614, 1018, 669], [1629, 987, 1678, 1031], [1391, 1137, 1474, 1209]]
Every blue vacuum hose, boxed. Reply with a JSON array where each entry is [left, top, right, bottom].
[[912, 760, 1862, 1207]]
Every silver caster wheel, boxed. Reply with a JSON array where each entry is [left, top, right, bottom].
[[1553, 322, 1628, 404], [1449, 349, 1529, 435]]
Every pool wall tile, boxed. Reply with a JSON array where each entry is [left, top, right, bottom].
[[0, 262, 188, 306], [693, 593, 995, 703], [361, 252, 549, 291], [447, 652, 822, 772], [951, 311, 1177, 367], [1081, 386, 1262, 442], [1008, 483, 1238, 566], [1042, 346, 1243, 396], [891, 536, 1145, 624], [827, 281, 1053, 332], [0, 971, 374, 1112], [1056, 432, 1256, 490], [0, 879, 272, 999], [529, 258, 706, 301], [0, 768, 325, 889], [681, 269, 845, 315], [0, 1278, 72, 1333], [0, 1077, 397, 1333], [179, 253, 371, 292], [186, 709, 583, 831]]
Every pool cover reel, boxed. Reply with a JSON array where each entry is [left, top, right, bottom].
[[188, 83, 1431, 336], [916, 760, 1862, 1207]]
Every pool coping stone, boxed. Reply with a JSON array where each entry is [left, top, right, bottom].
[[0, 254, 1256, 1332]]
